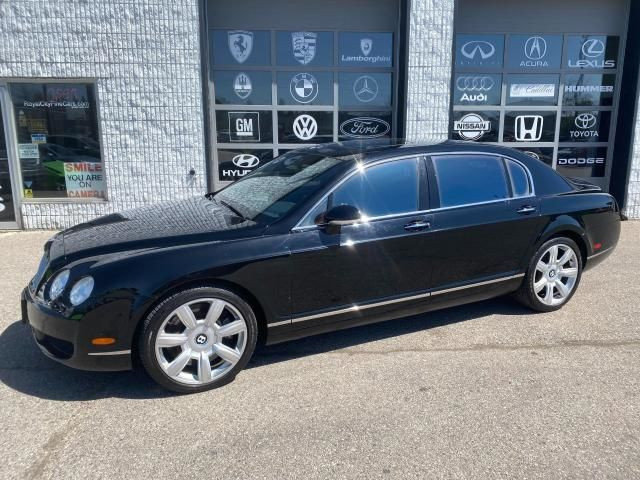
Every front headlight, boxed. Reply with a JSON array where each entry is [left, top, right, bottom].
[[69, 277, 94, 306], [49, 270, 70, 300]]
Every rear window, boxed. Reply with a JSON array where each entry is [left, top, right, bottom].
[[432, 155, 509, 208]]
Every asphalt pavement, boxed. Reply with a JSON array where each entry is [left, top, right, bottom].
[[0, 224, 638, 479]]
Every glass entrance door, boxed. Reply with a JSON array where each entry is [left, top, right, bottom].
[[0, 90, 19, 228]]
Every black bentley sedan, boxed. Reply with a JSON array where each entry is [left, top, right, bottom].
[[22, 141, 621, 393]]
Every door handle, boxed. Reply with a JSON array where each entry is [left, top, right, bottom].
[[404, 220, 431, 231], [517, 205, 537, 214]]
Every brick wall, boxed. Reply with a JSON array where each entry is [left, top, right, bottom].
[[404, 0, 454, 142], [0, 0, 206, 229], [625, 97, 640, 219]]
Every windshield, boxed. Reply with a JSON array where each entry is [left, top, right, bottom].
[[211, 149, 358, 223]]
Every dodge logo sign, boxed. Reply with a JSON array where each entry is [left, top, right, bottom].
[[232, 154, 260, 168]]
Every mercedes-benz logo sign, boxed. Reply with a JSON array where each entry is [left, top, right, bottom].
[[353, 75, 379, 103], [195, 334, 208, 345], [581, 39, 605, 58], [574, 113, 597, 130], [456, 76, 495, 92], [524, 36, 547, 60], [461, 40, 495, 60], [232, 154, 260, 168]]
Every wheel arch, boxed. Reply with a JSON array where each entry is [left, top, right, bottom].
[[536, 216, 588, 266], [130, 277, 269, 364]]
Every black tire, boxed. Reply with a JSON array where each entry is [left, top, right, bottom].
[[516, 236, 583, 312], [138, 286, 258, 394]]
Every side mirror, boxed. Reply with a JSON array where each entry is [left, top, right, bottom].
[[323, 204, 361, 227]]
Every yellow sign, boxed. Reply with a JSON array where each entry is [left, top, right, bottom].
[[23, 189, 33, 198]]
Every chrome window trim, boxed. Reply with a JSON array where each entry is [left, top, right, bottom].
[[291, 150, 536, 232], [267, 273, 526, 327]]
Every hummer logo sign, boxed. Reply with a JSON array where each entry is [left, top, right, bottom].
[[228, 30, 253, 64], [292, 32, 317, 65]]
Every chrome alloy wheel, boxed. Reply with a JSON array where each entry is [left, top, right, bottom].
[[154, 298, 248, 385], [533, 243, 579, 306]]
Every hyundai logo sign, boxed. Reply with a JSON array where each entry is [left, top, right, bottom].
[[232, 154, 260, 168]]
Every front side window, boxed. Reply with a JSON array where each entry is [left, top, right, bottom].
[[330, 158, 419, 218], [10, 83, 105, 200], [432, 155, 508, 208]]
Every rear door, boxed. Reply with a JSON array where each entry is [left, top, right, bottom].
[[287, 156, 436, 328], [427, 153, 543, 289]]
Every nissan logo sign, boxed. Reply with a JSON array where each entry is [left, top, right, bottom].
[[232, 154, 260, 169]]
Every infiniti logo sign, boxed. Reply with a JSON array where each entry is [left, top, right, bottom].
[[461, 41, 495, 60]]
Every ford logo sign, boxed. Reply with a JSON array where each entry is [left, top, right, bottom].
[[339, 117, 391, 138], [232, 154, 260, 168]]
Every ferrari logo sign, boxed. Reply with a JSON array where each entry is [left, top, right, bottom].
[[228, 30, 253, 64], [292, 31, 317, 65]]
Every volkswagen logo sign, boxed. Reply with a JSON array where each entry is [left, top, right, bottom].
[[581, 39, 605, 58], [461, 40, 495, 60], [232, 154, 260, 169], [574, 113, 597, 130]]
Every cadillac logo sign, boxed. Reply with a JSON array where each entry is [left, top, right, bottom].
[[340, 117, 390, 138], [292, 32, 317, 65], [228, 30, 253, 64]]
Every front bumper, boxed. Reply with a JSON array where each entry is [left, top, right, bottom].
[[21, 287, 132, 371]]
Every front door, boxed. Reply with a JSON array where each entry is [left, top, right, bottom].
[[288, 156, 436, 330], [0, 89, 19, 229]]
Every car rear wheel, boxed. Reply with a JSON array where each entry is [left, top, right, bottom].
[[139, 286, 257, 393], [517, 237, 583, 312]]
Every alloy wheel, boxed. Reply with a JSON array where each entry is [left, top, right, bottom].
[[154, 298, 248, 385], [533, 243, 579, 307]]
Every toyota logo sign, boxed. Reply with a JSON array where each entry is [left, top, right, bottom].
[[232, 154, 260, 168], [574, 113, 597, 130]]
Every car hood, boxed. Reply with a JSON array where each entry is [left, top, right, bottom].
[[59, 196, 264, 261]]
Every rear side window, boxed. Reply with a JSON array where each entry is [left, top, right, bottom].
[[432, 155, 509, 208], [330, 158, 419, 218], [506, 159, 531, 197]]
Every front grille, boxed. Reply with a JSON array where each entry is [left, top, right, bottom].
[[32, 329, 74, 360]]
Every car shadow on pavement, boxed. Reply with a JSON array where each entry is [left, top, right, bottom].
[[0, 297, 531, 401]]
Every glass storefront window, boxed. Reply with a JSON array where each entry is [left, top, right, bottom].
[[10, 83, 105, 200]]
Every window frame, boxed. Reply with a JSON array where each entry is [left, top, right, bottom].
[[293, 154, 427, 231], [426, 152, 535, 211], [4, 78, 107, 203]]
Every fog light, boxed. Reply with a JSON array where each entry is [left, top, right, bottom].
[[49, 270, 70, 301], [69, 277, 94, 306]]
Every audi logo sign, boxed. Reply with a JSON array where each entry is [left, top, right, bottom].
[[232, 154, 260, 169], [456, 76, 495, 92]]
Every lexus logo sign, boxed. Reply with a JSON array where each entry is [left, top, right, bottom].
[[582, 39, 605, 58], [232, 154, 260, 168]]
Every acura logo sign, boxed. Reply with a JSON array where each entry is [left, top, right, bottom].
[[582, 39, 605, 58], [575, 113, 597, 130], [232, 154, 260, 168], [461, 41, 495, 60], [524, 36, 547, 60]]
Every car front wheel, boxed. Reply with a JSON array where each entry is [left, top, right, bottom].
[[139, 286, 258, 393], [517, 237, 583, 312]]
